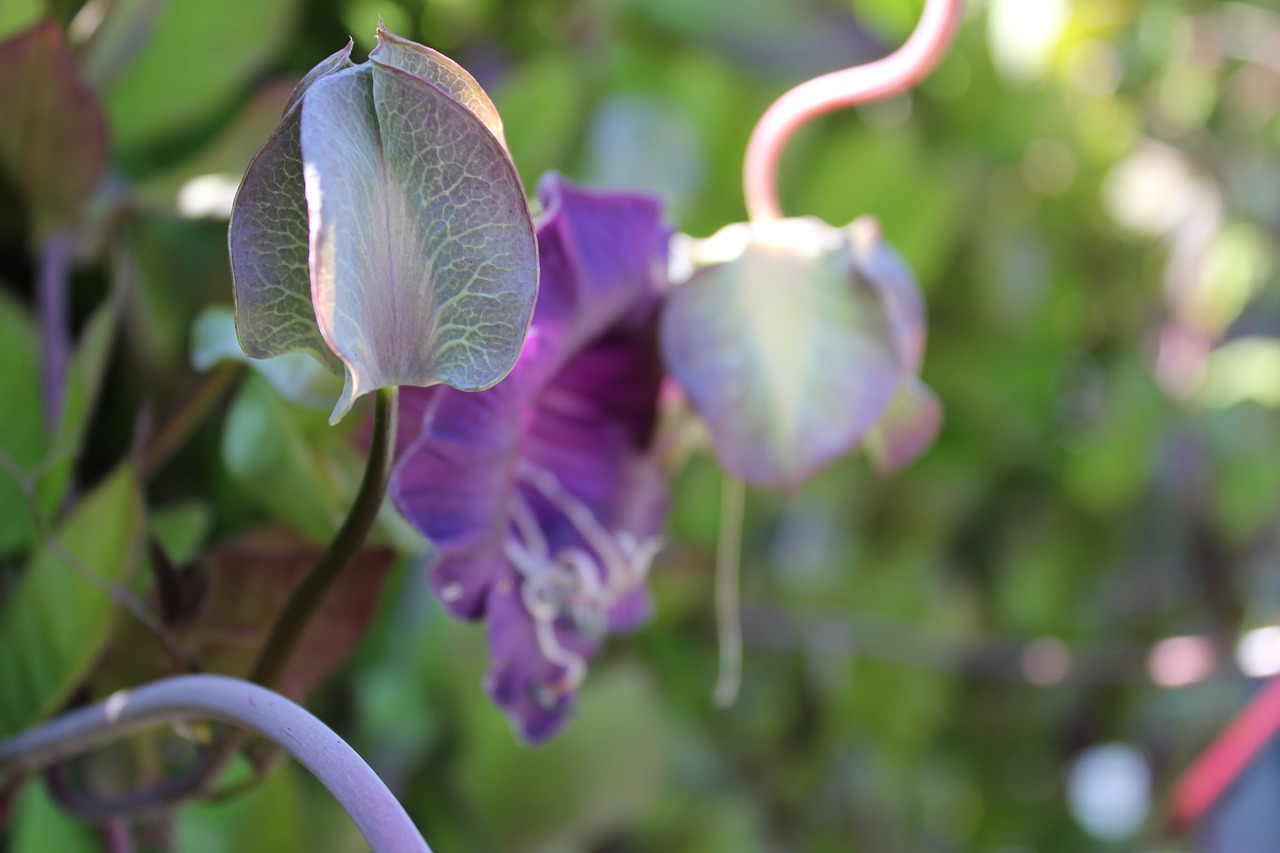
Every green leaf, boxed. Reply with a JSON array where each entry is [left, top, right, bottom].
[[193, 305, 341, 410], [0, 0, 44, 40], [62, 299, 118, 450], [136, 80, 295, 215], [0, 294, 74, 556], [299, 62, 537, 422], [0, 20, 109, 236], [624, 0, 870, 79], [88, 0, 299, 151], [177, 762, 307, 853], [491, 53, 588, 188], [150, 500, 211, 565], [220, 374, 352, 541], [8, 780, 98, 853], [661, 219, 901, 488], [0, 465, 144, 737]]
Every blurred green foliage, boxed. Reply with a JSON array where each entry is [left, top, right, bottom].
[[2, 0, 1280, 850]]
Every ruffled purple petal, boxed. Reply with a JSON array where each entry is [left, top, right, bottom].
[[523, 323, 665, 531], [390, 377, 527, 618], [483, 571, 599, 742], [389, 177, 671, 740], [528, 175, 668, 383]]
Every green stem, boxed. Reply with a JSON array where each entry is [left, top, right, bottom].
[[139, 363, 242, 481], [712, 475, 746, 708], [248, 386, 399, 690]]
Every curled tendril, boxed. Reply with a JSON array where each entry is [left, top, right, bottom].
[[0, 675, 430, 853]]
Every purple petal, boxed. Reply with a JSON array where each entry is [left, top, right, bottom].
[[484, 572, 599, 742], [607, 586, 653, 633], [392, 380, 439, 454], [865, 378, 943, 475], [390, 377, 526, 618], [528, 175, 668, 382], [849, 217, 927, 374], [388, 178, 672, 740], [524, 325, 665, 528]]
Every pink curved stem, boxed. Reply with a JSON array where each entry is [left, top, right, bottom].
[[1170, 675, 1280, 831], [742, 0, 965, 222]]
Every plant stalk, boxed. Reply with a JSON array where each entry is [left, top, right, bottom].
[[249, 385, 399, 690]]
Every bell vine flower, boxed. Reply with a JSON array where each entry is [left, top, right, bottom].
[[661, 215, 940, 489], [391, 176, 669, 741], [229, 23, 538, 424], [222, 23, 541, 716], [849, 217, 943, 475]]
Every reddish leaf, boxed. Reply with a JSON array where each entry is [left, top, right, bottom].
[[181, 528, 395, 699], [92, 527, 394, 702], [0, 20, 109, 236], [0, 777, 18, 831]]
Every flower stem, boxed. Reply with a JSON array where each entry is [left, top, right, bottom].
[[712, 475, 746, 708], [742, 0, 965, 221], [248, 386, 399, 690], [22, 387, 401, 821], [0, 675, 431, 853]]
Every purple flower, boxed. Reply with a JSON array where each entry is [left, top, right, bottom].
[[390, 175, 669, 741]]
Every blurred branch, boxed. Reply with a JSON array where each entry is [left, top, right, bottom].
[[739, 601, 1232, 687], [101, 819, 136, 853], [37, 227, 75, 430], [44, 755, 211, 822]]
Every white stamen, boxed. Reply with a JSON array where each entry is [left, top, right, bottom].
[[501, 461, 666, 704], [509, 489, 549, 560], [556, 546, 605, 600], [517, 461, 629, 576], [533, 617, 586, 697]]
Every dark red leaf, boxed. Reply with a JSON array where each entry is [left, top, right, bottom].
[[181, 527, 395, 700], [0, 20, 109, 236]]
